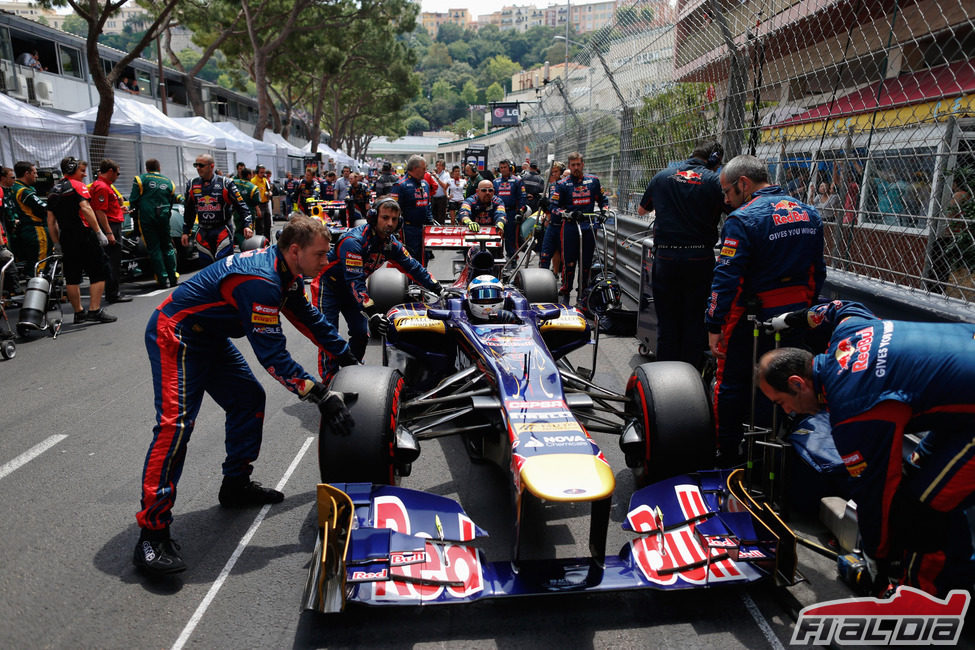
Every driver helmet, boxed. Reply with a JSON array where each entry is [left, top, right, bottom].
[[467, 275, 504, 320]]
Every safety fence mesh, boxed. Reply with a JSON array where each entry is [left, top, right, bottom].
[[509, 0, 975, 308]]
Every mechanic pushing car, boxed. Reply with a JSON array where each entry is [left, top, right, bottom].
[[182, 153, 253, 266], [549, 152, 609, 303], [707, 154, 825, 467], [311, 196, 442, 384], [133, 215, 357, 577], [757, 300, 975, 598], [459, 180, 507, 235]]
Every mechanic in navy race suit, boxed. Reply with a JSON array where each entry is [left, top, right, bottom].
[[493, 160, 526, 258], [549, 151, 608, 302], [638, 141, 725, 369], [311, 196, 442, 384], [390, 154, 433, 263], [283, 171, 300, 215], [538, 161, 565, 272], [183, 153, 253, 265], [706, 154, 825, 467], [295, 167, 321, 215], [459, 180, 507, 235], [757, 300, 975, 597], [134, 215, 358, 578]]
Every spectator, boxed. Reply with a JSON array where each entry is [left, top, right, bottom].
[[841, 161, 862, 225], [129, 158, 178, 289], [538, 160, 566, 273], [463, 163, 483, 199], [89, 159, 132, 303], [46, 156, 117, 324], [16, 49, 44, 71], [812, 181, 841, 223], [233, 161, 246, 180], [519, 160, 531, 179], [430, 159, 450, 224], [334, 166, 352, 201], [252, 164, 272, 239], [373, 162, 398, 198], [117, 75, 138, 95], [873, 169, 908, 226], [446, 165, 465, 224], [706, 154, 825, 466]]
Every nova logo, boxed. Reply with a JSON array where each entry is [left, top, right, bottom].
[[543, 435, 587, 444]]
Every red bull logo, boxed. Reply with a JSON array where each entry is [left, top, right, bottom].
[[673, 170, 702, 184], [834, 337, 855, 373], [772, 199, 810, 226]]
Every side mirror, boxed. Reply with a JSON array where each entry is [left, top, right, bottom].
[[426, 308, 450, 321]]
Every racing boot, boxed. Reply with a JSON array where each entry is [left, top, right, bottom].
[[133, 527, 186, 576], [218, 475, 284, 508]]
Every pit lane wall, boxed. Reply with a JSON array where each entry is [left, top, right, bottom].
[[486, 0, 975, 321]]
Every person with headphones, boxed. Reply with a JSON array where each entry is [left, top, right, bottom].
[[182, 153, 252, 266], [310, 196, 443, 384], [638, 140, 725, 369]]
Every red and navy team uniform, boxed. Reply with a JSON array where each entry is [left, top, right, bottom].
[[283, 176, 301, 214], [319, 179, 335, 201], [550, 173, 608, 299], [311, 223, 437, 382], [807, 300, 975, 596], [706, 185, 825, 455], [458, 195, 506, 228], [183, 174, 251, 265], [493, 174, 526, 257], [390, 175, 432, 263], [296, 178, 321, 214], [640, 157, 724, 367], [137, 245, 350, 532], [539, 182, 561, 270]]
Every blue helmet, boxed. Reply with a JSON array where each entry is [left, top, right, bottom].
[[467, 275, 504, 320]]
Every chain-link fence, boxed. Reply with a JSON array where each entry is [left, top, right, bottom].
[[510, 0, 975, 309]]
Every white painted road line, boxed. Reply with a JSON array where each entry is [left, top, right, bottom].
[[0, 434, 68, 481], [171, 435, 315, 650], [741, 592, 785, 650]]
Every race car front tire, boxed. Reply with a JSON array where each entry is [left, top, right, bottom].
[[515, 268, 558, 304], [625, 361, 713, 484], [319, 365, 403, 485], [366, 267, 409, 313]]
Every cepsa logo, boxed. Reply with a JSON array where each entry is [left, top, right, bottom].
[[791, 586, 969, 646]]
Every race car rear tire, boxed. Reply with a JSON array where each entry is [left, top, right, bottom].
[[366, 267, 409, 313], [319, 365, 403, 485], [515, 268, 558, 304], [626, 361, 713, 484]]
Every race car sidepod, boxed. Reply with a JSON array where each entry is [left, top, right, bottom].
[[302, 469, 799, 612]]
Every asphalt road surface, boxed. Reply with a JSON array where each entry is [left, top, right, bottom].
[[0, 251, 968, 649]]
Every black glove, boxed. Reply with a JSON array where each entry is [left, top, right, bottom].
[[337, 348, 358, 367], [304, 381, 354, 435], [569, 210, 584, 222], [599, 209, 607, 222], [539, 196, 550, 210], [430, 280, 443, 295], [369, 313, 390, 337]]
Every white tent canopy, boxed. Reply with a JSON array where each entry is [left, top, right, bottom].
[[209, 121, 278, 170], [70, 96, 218, 146], [263, 130, 305, 159], [0, 93, 86, 169], [171, 117, 231, 149]]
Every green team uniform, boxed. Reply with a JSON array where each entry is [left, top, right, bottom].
[[129, 171, 178, 287], [232, 178, 261, 247], [11, 180, 51, 275]]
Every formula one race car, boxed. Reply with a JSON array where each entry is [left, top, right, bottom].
[[302, 241, 801, 612]]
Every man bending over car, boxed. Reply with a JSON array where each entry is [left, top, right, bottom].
[[134, 215, 357, 578], [757, 300, 975, 598]]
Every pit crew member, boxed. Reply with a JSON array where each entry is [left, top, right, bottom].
[[493, 160, 527, 257], [707, 154, 825, 467], [390, 154, 433, 262], [549, 152, 608, 302], [46, 156, 117, 324], [11, 160, 51, 274], [757, 300, 975, 597], [458, 180, 506, 235], [134, 215, 357, 577], [232, 167, 262, 248], [638, 141, 724, 369], [538, 161, 565, 272], [182, 153, 253, 265], [311, 197, 442, 383], [129, 158, 178, 289], [295, 167, 321, 214]]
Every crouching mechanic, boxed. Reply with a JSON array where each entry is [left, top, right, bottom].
[[757, 300, 975, 597], [134, 215, 358, 577], [311, 197, 443, 383], [459, 180, 506, 236]]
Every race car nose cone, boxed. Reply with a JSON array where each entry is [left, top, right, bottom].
[[520, 454, 615, 502]]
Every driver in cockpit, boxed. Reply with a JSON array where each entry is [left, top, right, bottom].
[[464, 275, 521, 325]]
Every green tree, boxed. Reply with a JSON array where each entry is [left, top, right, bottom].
[[461, 80, 479, 106], [431, 79, 453, 101], [422, 42, 452, 71], [481, 55, 520, 91], [61, 13, 86, 36], [446, 40, 473, 64], [484, 81, 504, 103], [436, 22, 465, 45], [404, 114, 430, 134]]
